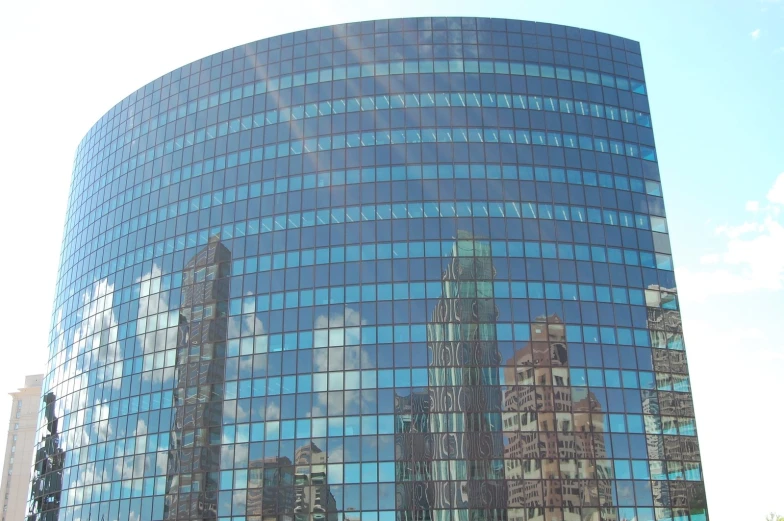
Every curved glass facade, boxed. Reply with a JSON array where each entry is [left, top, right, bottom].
[[29, 17, 709, 521]]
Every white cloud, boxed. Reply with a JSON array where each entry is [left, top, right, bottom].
[[699, 253, 721, 265], [265, 400, 280, 421], [679, 216, 784, 299], [328, 445, 344, 462], [156, 452, 169, 475], [135, 263, 170, 354], [713, 221, 763, 238], [683, 317, 784, 521], [236, 400, 250, 422], [314, 305, 366, 329], [767, 172, 784, 204], [677, 175, 784, 300], [751, 28, 762, 39]]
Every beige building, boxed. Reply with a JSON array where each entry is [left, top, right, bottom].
[[0, 374, 43, 521], [502, 316, 616, 521]]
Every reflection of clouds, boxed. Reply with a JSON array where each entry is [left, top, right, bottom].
[[53, 275, 123, 465], [69, 278, 121, 370], [233, 491, 247, 514], [135, 418, 148, 437], [314, 349, 328, 372], [309, 306, 375, 419], [346, 345, 371, 370], [156, 452, 168, 476], [239, 356, 253, 376], [313, 306, 372, 367], [244, 312, 265, 335], [313, 346, 373, 373], [59, 262, 171, 458], [310, 393, 328, 418], [244, 291, 266, 335], [236, 400, 250, 423], [329, 396, 344, 416], [266, 400, 280, 421], [314, 305, 364, 329], [312, 419, 327, 438], [136, 264, 168, 354], [113, 458, 126, 482], [235, 443, 248, 464], [229, 310, 267, 339], [328, 445, 344, 463]]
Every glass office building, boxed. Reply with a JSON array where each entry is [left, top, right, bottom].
[[28, 17, 709, 521]]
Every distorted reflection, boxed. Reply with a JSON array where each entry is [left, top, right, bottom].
[[503, 315, 615, 521], [26, 392, 63, 521], [397, 232, 507, 521], [394, 232, 633, 521], [164, 236, 232, 520], [644, 285, 707, 521]]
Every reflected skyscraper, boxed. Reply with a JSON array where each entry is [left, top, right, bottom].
[[397, 232, 507, 521], [165, 236, 231, 520], [426, 232, 507, 520]]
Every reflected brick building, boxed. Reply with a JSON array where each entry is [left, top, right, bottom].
[[502, 316, 615, 521]]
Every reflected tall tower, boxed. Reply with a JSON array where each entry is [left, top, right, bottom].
[[164, 236, 231, 520], [397, 232, 508, 521]]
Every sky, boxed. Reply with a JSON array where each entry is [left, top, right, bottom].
[[0, 0, 781, 518]]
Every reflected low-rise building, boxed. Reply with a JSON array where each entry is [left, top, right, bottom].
[[29, 17, 709, 521], [502, 315, 616, 521]]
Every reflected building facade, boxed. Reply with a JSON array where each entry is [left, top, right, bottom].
[[32, 17, 709, 521], [502, 316, 615, 521], [245, 440, 339, 521], [164, 236, 231, 519], [425, 233, 507, 520], [396, 232, 507, 521], [26, 393, 63, 521], [643, 287, 706, 520]]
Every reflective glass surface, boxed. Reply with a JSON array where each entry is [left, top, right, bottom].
[[28, 17, 709, 521]]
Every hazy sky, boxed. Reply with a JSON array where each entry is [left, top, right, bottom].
[[0, 1, 781, 519]]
